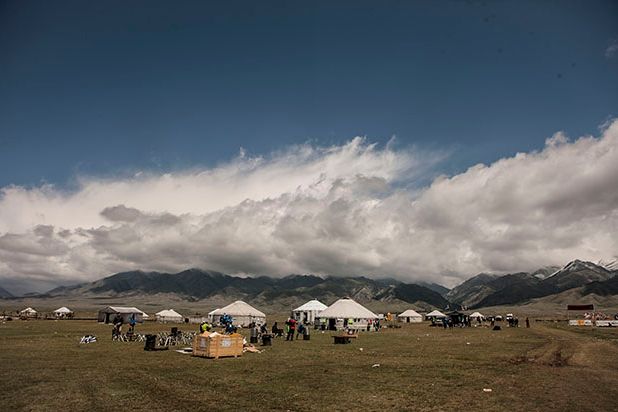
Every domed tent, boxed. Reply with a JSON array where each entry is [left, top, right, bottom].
[[206, 308, 220, 324], [156, 309, 184, 323], [209, 301, 265, 327], [19, 307, 37, 318], [397, 309, 423, 323], [469, 311, 485, 321], [292, 299, 328, 324], [53, 307, 74, 319], [317, 298, 378, 331], [425, 310, 446, 320]]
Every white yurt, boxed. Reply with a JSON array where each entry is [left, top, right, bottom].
[[425, 310, 446, 320], [155, 309, 184, 323], [317, 298, 378, 331], [292, 299, 328, 324], [19, 307, 37, 318], [469, 311, 485, 321], [207, 308, 220, 324], [53, 307, 74, 318], [209, 301, 266, 327], [397, 309, 423, 323]]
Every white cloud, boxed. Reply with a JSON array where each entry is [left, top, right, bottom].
[[1, 124, 618, 293], [606, 39, 618, 58]]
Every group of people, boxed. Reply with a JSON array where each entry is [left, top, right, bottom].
[[268, 318, 310, 340], [197, 314, 239, 334], [111, 313, 137, 339]]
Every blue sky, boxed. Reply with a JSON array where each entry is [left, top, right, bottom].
[[1, 1, 617, 188], [1, 1, 618, 293]]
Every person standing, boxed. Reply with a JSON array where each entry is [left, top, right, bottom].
[[112, 313, 123, 339], [296, 323, 305, 340], [525, 317, 530, 328], [286, 317, 296, 341]]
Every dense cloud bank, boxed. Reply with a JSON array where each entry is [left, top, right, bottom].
[[1, 123, 618, 293]]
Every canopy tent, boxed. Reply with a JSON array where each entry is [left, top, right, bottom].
[[209, 301, 266, 327], [447, 310, 466, 325], [97, 306, 146, 324], [317, 298, 378, 331], [292, 299, 328, 324], [155, 309, 184, 323], [425, 310, 446, 319], [20, 307, 37, 318], [397, 309, 423, 323], [53, 307, 74, 318]]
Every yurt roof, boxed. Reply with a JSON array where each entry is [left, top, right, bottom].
[[156, 309, 183, 318], [293, 299, 328, 312], [54, 307, 73, 313], [106, 306, 146, 314], [318, 298, 378, 319], [20, 307, 36, 313], [469, 311, 484, 318], [398, 309, 422, 318], [210, 301, 265, 317], [426, 310, 446, 317]]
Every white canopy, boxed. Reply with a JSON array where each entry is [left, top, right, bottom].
[[54, 307, 73, 314], [20, 307, 37, 314], [426, 310, 446, 318], [318, 298, 378, 319], [398, 309, 422, 318], [156, 309, 183, 318], [469, 311, 485, 319], [210, 301, 265, 318], [293, 299, 328, 312]]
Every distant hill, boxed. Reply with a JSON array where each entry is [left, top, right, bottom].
[[446, 273, 500, 307], [543, 260, 613, 290], [0, 286, 14, 299], [445, 260, 616, 309], [44, 269, 451, 310], [25, 259, 618, 311], [417, 282, 450, 297], [582, 275, 618, 296]]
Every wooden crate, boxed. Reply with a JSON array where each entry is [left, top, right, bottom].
[[192, 333, 243, 359]]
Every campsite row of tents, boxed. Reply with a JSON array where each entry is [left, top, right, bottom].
[[16, 306, 74, 319], [18, 301, 487, 328]]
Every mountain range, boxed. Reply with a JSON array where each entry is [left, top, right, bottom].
[[2, 259, 616, 311], [41, 269, 450, 311], [0, 287, 13, 299], [447, 260, 616, 308]]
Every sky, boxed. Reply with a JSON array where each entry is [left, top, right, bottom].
[[0, 1, 617, 294]]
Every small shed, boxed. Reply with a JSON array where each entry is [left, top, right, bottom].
[[397, 309, 423, 323], [155, 309, 184, 323], [97, 306, 146, 324], [53, 307, 74, 319], [292, 299, 328, 324]]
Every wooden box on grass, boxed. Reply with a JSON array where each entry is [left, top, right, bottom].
[[192, 332, 243, 359]]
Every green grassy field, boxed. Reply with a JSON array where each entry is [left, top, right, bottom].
[[1, 319, 617, 412]]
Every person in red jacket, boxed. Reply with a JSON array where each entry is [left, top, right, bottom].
[[285, 317, 296, 341]]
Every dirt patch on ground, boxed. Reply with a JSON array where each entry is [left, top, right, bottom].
[[510, 340, 571, 367], [511, 325, 618, 370]]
